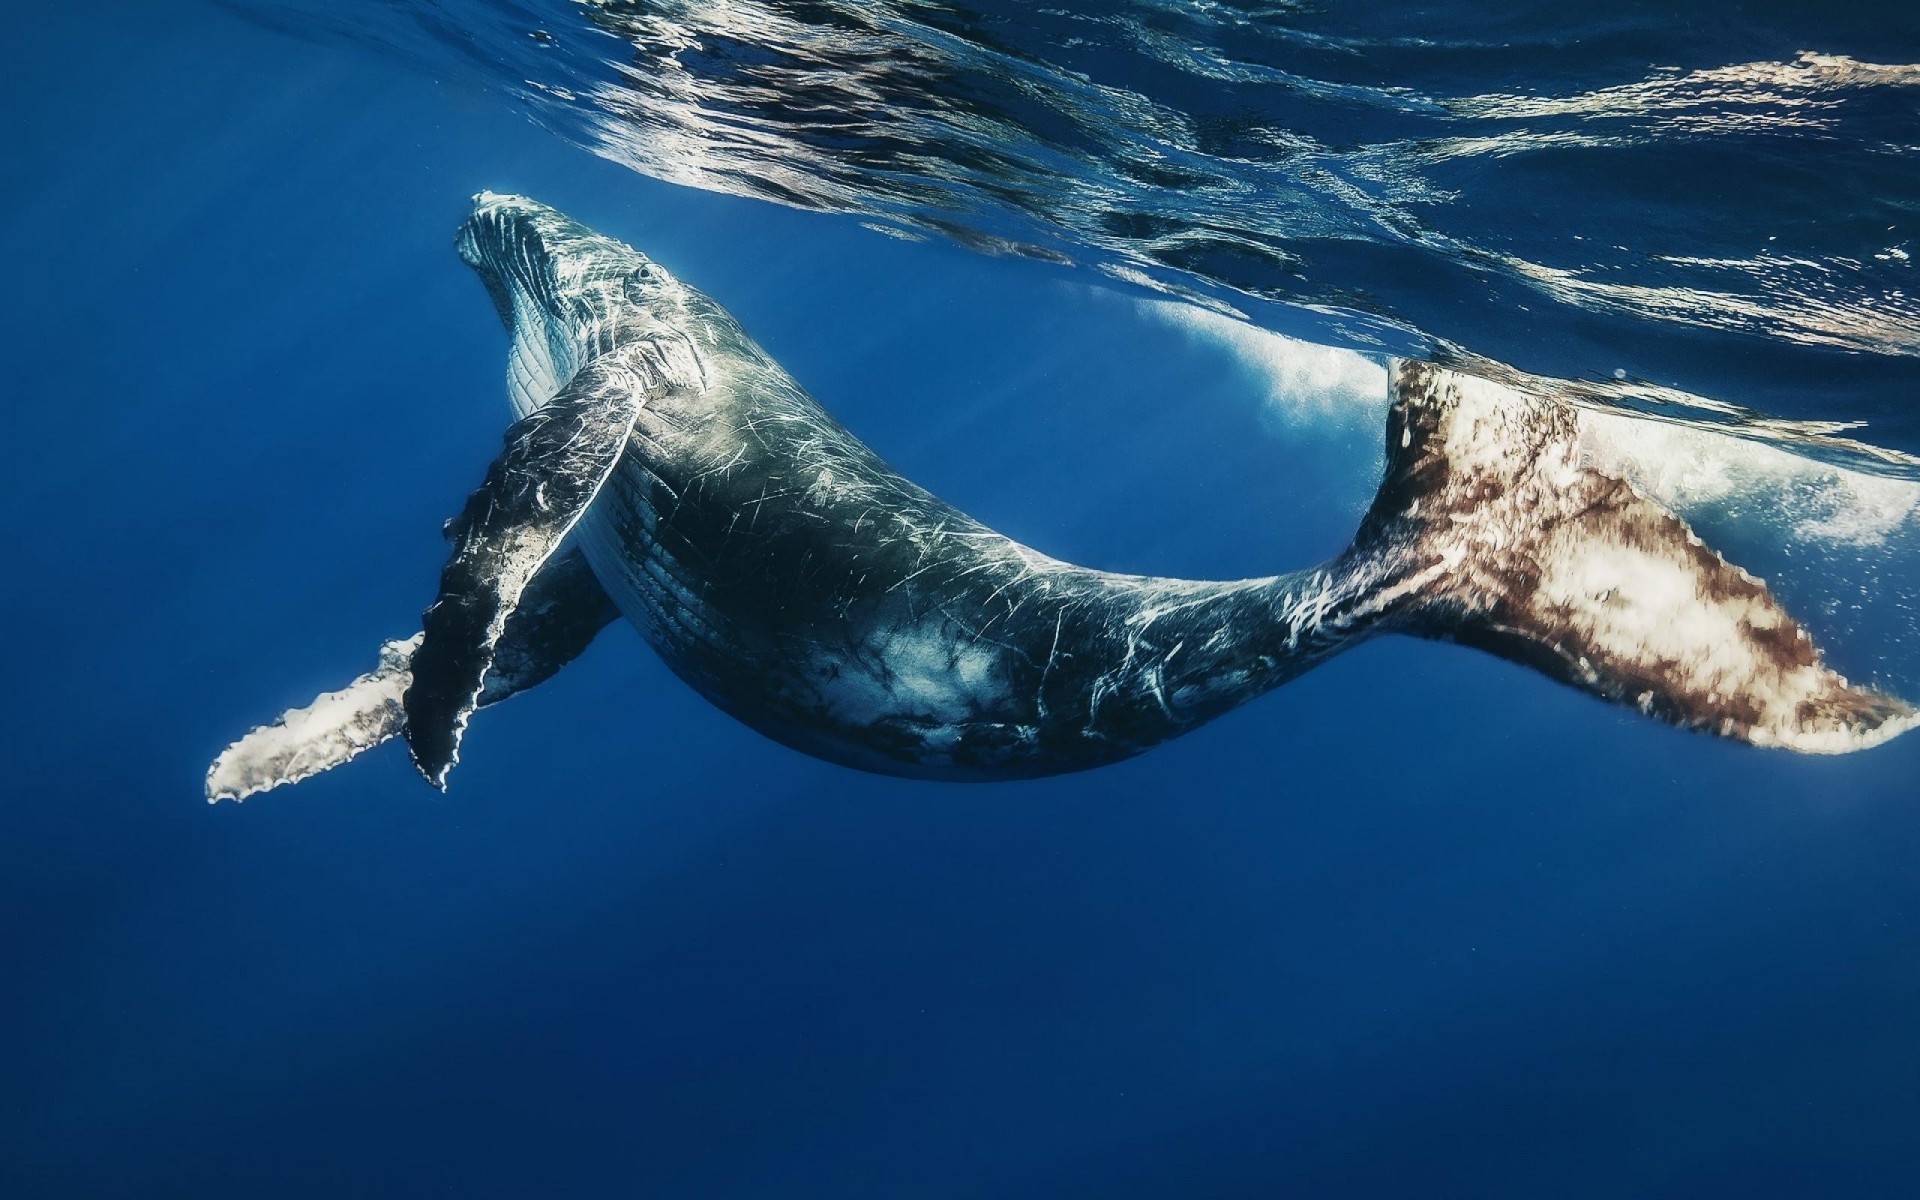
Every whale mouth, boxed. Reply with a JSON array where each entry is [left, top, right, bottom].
[[455, 191, 687, 419], [456, 193, 617, 418], [457, 192, 569, 325], [456, 191, 656, 326]]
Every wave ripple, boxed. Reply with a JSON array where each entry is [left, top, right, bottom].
[[221, 0, 1920, 463]]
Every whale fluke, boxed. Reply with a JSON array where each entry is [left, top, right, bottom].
[[403, 335, 703, 789], [207, 548, 620, 803], [1355, 361, 1915, 753]]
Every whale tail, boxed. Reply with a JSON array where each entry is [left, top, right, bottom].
[[1342, 360, 1914, 754]]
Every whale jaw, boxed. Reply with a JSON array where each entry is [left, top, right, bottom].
[[456, 192, 692, 421]]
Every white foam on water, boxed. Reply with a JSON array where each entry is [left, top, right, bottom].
[[1136, 294, 1920, 552], [1132, 298, 1390, 432], [1576, 411, 1920, 550]]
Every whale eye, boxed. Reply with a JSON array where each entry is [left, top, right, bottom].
[[623, 264, 657, 302]]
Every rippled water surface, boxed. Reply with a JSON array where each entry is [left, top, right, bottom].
[[227, 0, 1920, 463]]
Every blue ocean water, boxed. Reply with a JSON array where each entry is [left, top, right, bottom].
[[3, 2, 1919, 1197]]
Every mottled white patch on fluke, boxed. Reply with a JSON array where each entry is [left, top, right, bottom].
[[1371, 361, 1916, 753], [207, 635, 422, 804]]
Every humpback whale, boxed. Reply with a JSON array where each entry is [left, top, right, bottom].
[[207, 193, 1915, 802]]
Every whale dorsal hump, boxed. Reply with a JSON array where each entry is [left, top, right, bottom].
[[403, 336, 700, 788]]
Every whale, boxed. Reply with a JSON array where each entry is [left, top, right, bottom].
[[208, 193, 1915, 802]]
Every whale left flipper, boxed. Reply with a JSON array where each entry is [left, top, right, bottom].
[[205, 547, 619, 803], [403, 335, 702, 788]]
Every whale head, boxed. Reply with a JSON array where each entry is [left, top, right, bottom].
[[456, 191, 697, 416]]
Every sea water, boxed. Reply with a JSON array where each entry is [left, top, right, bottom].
[[3, 2, 1918, 1196]]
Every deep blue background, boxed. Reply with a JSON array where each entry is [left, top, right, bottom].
[[4, 4, 1920, 1197]]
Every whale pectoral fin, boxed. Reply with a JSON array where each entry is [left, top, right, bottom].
[[207, 548, 621, 803], [404, 340, 693, 789], [207, 634, 422, 804], [472, 543, 622, 702], [1344, 361, 1915, 754]]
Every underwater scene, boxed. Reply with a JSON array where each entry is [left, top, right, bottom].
[[4, 0, 1920, 1195]]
